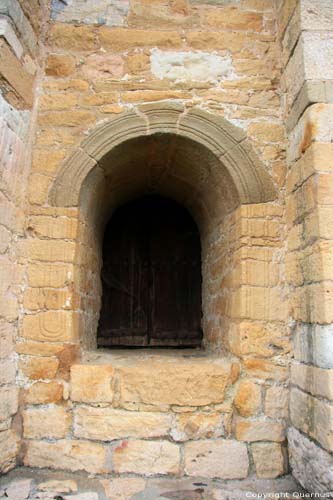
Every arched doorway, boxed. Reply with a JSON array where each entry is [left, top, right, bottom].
[[97, 195, 203, 348]]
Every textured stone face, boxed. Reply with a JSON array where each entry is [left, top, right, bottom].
[[24, 439, 109, 474], [113, 440, 180, 475], [73, 407, 171, 441], [70, 365, 114, 403], [150, 50, 234, 82], [118, 360, 232, 407], [184, 440, 249, 479]]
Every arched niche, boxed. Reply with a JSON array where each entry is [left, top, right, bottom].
[[46, 103, 277, 351]]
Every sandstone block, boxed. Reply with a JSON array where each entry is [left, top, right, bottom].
[[251, 442, 286, 478], [48, 24, 99, 52], [74, 407, 171, 441], [15, 341, 64, 357], [113, 440, 180, 475], [0, 359, 16, 385], [201, 7, 263, 31], [39, 94, 78, 111], [126, 52, 150, 75], [80, 92, 118, 107], [70, 364, 114, 403], [46, 54, 76, 77], [248, 122, 284, 143], [24, 381, 63, 404], [98, 28, 182, 51], [234, 380, 262, 417], [184, 440, 249, 479], [18, 239, 76, 263], [31, 150, 66, 176], [19, 356, 59, 380], [292, 363, 333, 401], [23, 406, 71, 439], [4, 479, 32, 500], [81, 54, 124, 80], [227, 286, 288, 323], [100, 478, 146, 500], [38, 480, 78, 493], [0, 39, 34, 108], [23, 288, 74, 311], [43, 79, 89, 92], [22, 311, 78, 343], [0, 430, 19, 474], [288, 427, 333, 494], [0, 387, 19, 422], [229, 322, 290, 359], [235, 418, 285, 442], [265, 385, 289, 418], [24, 439, 109, 474], [171, 413, 224, 441], [38, 110, 96, 128], [118, 360, 231, 407], [28, 174, 52, 205], [121, 90, 191, 103], [27, 263, 74, 288]]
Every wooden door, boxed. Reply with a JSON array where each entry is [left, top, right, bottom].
[[97, 196, 202, 348]]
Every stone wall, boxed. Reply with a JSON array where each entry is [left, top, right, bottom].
[[0, 0, 49, 474], [12, 0, 293, 479], [277, 0, 333, 493]]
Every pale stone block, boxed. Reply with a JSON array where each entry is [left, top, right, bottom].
[[235, 418, 285, 442], [51, 0, 129, 27], [0, 429, 19, 473], [4, 479, 32, 500], [265, 385, 289, 418], [22, 311, 79, 343], [23, 406, 71, 439], [171, 412, 224, 441], [37, 480, 77, 493], [18, 239, 76, 263], [24, 439, 109, 474], [0, 17, 23, 58], [19, 356, 59, 380], [74, 407, 171, 441], [24, 381, 63, 404], [0, 387, 19, 422], [64, 494, 98, 500], [292, 363, 333, 400], [252, 442, 286, 478], [184, 440, 249, 479], [229, 321, 290, 358], [288, 427, 333, 493], [0, 358, 16, 384], [70, 364, 114, 403], [301, 0, 333, 31], [113, 440, 180, 475], [294, 324, 333, 369], [100, 478, 146, 500], [27, 263, 74, 288], [118, 360, 231, 407], [150, 49, 234, 82], [234, 380, 262, 417]]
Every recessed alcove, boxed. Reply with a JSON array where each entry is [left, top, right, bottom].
[[97, 195, 203, 348]]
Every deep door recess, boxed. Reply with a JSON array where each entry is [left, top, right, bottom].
[[97, 195, 202, 348]]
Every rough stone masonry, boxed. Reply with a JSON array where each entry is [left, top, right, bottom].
[[0, 0, 332, 496]]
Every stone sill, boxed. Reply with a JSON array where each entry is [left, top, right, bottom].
[[81, 348, 233, 367]]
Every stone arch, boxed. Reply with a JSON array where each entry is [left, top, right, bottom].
[[49, 103, 277, 211]]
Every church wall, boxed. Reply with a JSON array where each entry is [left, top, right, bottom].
[[277, 0, 333, 492]]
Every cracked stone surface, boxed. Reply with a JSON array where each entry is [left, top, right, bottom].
[[0, 468, 306, 500]]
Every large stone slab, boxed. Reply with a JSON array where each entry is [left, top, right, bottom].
[[184, 440, 249, 479], [117, 359, 232, 407], [74, 407, 171, 441], [113, 440, 180, 476]]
